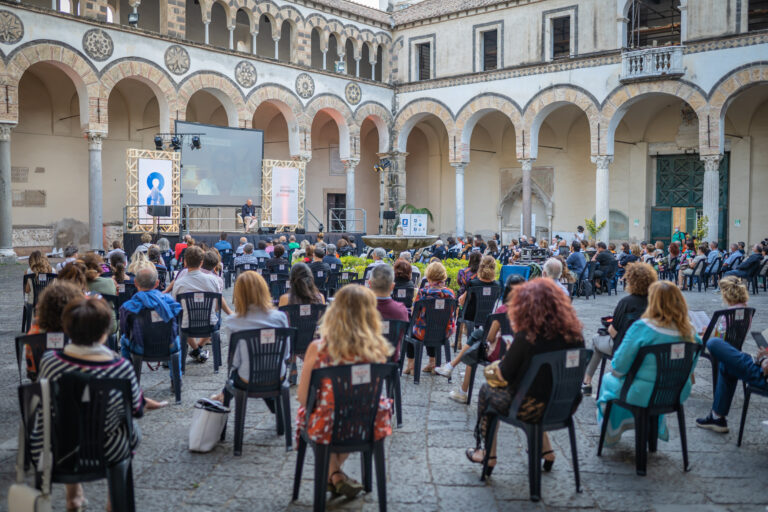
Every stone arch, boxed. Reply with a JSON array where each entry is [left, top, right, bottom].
[[354, 101, 391, 153], [202, 0, 231, 26], [230, 1, 257, 32], [521, 85, 600, 160], [454, 94, 523, 162], [497, 177, 553, 218], [601, 80, 708, 155], [305, 14, 328, 50], [303, 94, 354, 159], [246, 83, 303, 156], [393, 99, 455, 156], [708, 62, 768, 154], [7, 42, 100, 131], [275, 4, 303, 26], [177, 72, 248, 128], [100, 59, 178, 133]]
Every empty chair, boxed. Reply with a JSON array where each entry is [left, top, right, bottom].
[[222, 328, 296, 454], [177, 292, 223, 373]]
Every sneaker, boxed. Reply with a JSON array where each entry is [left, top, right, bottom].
[[581, 384, 592, 397], [435, 363, 453, 378], [196, 349, 210, 364], [696, 413, 729, 433], [448, 390, 468, 404], [188, 348, 200, 360]]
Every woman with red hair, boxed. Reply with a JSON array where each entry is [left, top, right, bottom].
[[465, 278, 584, 474]]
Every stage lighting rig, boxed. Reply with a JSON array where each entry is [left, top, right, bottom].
[[154, 136, 163, 150], [190, 135, 201, 150], [127, 12, 139, 26], [170, 136, 181, 151], [152, 132, 205, 153]]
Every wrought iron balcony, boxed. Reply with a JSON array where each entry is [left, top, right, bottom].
[[620, 46, 684, 83]]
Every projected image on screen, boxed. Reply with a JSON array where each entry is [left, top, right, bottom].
[[175, 121, 264, 206]]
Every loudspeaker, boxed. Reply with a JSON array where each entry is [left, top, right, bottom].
[[383, 211, 397, 220], [147, 205, 171, 217], [295, 228, 306, 234]]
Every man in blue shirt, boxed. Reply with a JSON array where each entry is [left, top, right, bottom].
[[253, 240, 270, 259], [566, 240, 586, 278], [322, 244, 342, 271], [722, 243, 742, 272], [214, 232, 232, 252], [705, 241, 722, 274], [724, 244, 764, 279]]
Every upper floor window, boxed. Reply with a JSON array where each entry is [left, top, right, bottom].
[[748, 0, 768, 31], [551, 16, 570, 59], [417, 42, 431, 80], [482, 30, 498, 71], [626, 0, 680, 48]]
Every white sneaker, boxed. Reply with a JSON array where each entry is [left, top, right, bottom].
[[448, 389, 468, 404], [435, 363, 453, 378]]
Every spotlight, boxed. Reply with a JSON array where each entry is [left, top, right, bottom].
[[171, 136, 181, 151], [154, 136, 163, 150], [128, 12, 139, 26], [191, 135, 201, 150]]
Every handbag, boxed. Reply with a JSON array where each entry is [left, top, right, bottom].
[[459, 327, 487, 366], [9, 379, 52, 512], [189, 398, 230, 453], [483, 361, 509, 388], [590, 329, 614, 356]]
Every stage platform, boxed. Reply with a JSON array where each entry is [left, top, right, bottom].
[[123, 232, 365, 256]]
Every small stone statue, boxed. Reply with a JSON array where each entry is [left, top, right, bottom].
[[396, 225, 404, 236]]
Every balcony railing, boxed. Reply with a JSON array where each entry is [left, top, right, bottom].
[[620, 46, 684, 82]]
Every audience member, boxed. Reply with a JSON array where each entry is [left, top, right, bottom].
[[323, 244, 342, 269], [128, 250, 153, 275], [24, 250, 54, 303], [253, 240, 270, 259], [135, 232, 152, 254], [582, 262, 657, 395], [214, 233, 232, 252], [678, 243, 708, 289], [542, 257, 569, 296], [174, 234, 191, 262], [295, 285, 392, 499], [27, 282, 82, 338], [278, 262, 325, 307], [432, 240, 447, 260], [107, 240, 126, 259], [594, 242, 617, 292], [724, 244, 763, 279], [234, 243, 260, 267], [398, 251, 421, 284], [56, 244, 79, 271], [265, 244, 290, 274], [370, 264, 410, 360], [566, 240, 586, 278], [110, 251, 130, 286], [235, 236, 248, 256], [465, 278, 584, 472], [309, 246, 331, 279], [597, 281, 700, 447], [57, 260, 88, 293], [458, 252, 482, 297], [83, 252, 118, 331]]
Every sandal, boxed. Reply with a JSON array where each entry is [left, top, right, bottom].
[[329, 471, 363, 499], [422, 363, 436, 373], [541, 450, 555, 472], [465, 448, 497, 476], [403, 366, 414, 376]]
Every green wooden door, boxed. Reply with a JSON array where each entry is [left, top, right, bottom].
[[651, 207, 672, 245]]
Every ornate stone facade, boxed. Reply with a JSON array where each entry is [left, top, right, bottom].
[[164, 45, 190, 75], [82, 29, 114, 61]]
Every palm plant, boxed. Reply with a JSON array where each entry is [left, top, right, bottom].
[[399, 204, 434, 221]]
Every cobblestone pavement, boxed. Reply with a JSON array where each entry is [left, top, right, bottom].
[[1, 262, 767, 511]]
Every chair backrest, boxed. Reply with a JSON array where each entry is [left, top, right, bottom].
[[464, 285, 502, 323], [15, 332, 69, 381], [482, 312, 512, 337], [228, 328, 295, 392], [116, 282, 137, 308], [710, 256, 723, 274], [220, 249, 234, 270], [509, 348, 591, 427], [586, 261, 598, 280], [51, 374, 134, 476], [409, 297, 458, 346], [692, 258, 707, 276], [279, 303, 327, 355], [381, 319, 409, 362], [392, 282, 414, 309], [759, 258, 768, 277], [702, 307, 756, 350], [733, 255, 744, 267], [156, 267, 168, 289], [17, 380, 43, 470], [619, 342, 703, 411], [257, 257, 268, 268], [265, 273, 290, 303], [177, 292, 221, 335], [23, 273, 57, 305], [101, 293, 119, 321], [312, 268, 329, 291], [337, 272, 355, 288], [235, 263, 259, 278], [126, 308, 176, 359], [327, 271, 341, 295], [304, 363, 395, 447]]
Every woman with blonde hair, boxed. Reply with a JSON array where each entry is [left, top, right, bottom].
[[597, 281, 701, 447], [296, 285, 393, 499], [212, 271, 289, 406], [24, 250, 55, 303], [404, 261, 456, 375], [127, 250, 153, 275]]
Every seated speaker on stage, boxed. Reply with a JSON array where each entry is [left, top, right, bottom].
[[241, 199, 258, 233]]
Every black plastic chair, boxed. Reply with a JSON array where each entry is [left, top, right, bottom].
[[381, 319, 409, 428], [21, 273, 57, 332], [123, 308, 182, 403], [684, 259, 707, 291], [50, 374, 137, 512], [222, 328, 296, 454], [758, 258, 768, 292], [391, 282, 414, 311], [15, 332, 69, 382], [266, 273, 290, 304], [100, 294, 121, 352], [177, 292, 223, 373], [235, 263, 259, 280], [454, 284, 501, 351], [220, 249, 234, 287], [701, 307, 756, 394], [597, 342, 703, 476], [156, 266, 168, 290], [292, 363, 396, 512], [404, 297, 458, 384], [572, 262, 595, 299], [481, 348, 591, 502], [595, 311, 643, 398], [279, 304, 327, 358], [116, 282, 138, 309], [702, 257, 722, 291], [465, 312, 512, 406], [312, 268, 330, 298], [737, 329, 768, 446], [327, 271, 342, 297]]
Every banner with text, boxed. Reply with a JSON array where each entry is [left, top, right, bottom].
[[271, 166, 299, 225], [138, 157, 173, 225]]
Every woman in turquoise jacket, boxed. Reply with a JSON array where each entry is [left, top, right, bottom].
[[597, 280, 702, 447]]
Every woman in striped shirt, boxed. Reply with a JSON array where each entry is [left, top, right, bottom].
[[32, 296, 143, 511]]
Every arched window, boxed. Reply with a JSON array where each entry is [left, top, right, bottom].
[[310, 27, 324, 69], [184, 0, 205, 43], [360, 44, 372, 79], [327, 34, 340, 72], [234, 9, 251, 52], [278, 20, 292, 62], [208, 2, 229, 48], [256, 15, 273, 58], [375, 45, 383, 82], [345, 39, 355, 76]]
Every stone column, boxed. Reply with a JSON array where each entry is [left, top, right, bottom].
[[371, 60, 377, 81], [273, 37, 280, 59], [322, 50, 327, 70], [592, 155, 613, 242], [251, 31, 257, 54], [355, 58, 360, 78], [0, 124, 16, 262], [343, 159, 359, 231], [519, 159, 534, 237], [88, 132, 106, 250], [228, 26, 234, 50], [204, 21, 210, 44], [451, 162, 467, 237], [702, 154, 722, 244]]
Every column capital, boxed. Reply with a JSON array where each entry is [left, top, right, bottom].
[[292, 153, 312, 164], [87, 131, 106, 150], [0, 123, 14, 141], [701, 154, 723, 172], [591, 155, 614, 169], [519, 158, 535, 171], [272, 35, 280, 42], [251, 29, 258, 35], [450, 161, 468, 173], [342, 159, 360, 171], [379, 151, 407, 160]]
